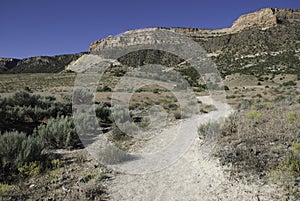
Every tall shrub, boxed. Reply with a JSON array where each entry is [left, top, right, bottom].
[[37, 116, 81, 149], [0, 131, 44, 175]]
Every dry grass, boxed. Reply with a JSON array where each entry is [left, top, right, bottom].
[[207, 97, 300, 199], [1, 149, 109, 201]]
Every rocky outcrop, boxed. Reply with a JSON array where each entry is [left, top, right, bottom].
[[231, 8, 278, 31], [232, 8, 300, 32]]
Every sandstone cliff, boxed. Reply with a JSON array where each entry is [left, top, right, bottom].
[[86, 8, 300, 78], [89, 8, 300, 52]]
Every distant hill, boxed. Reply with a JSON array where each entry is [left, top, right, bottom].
[[0, 53, 86, 73]]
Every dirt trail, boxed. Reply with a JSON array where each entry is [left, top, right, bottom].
[[104, 97, 279, 200]]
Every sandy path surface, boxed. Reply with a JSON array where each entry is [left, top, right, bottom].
[[104, 97, 280, 200]]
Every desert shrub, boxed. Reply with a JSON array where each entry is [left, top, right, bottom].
[[18, 161, 43, 177], [50, 158, 64, 169], [238, 99, 252, 110], [111, 123, 127, 141], [138, 117, 150, 128], [111, 122, 135, 142], [73, 88, 94, 104], [167, 103, 178, 110], [198, 120, 221, 141], [36, 116, 81, 149], [47, 101, 72, 117], [95, 103, 111, 122], [9, 91, 41, 107], [152, 88, 159, 94], [2, 91, 61, 110], [109, 107, 135, 141], [286, 112, 300, 122], [97, 85, 112, 92], [200, 104, 216, 113], [214, 102, 300, 189], [279, 142, 300, 175], [224, 85, 230, 90], [226, 95, 236, 99], [74, 112, 99, 135], [0, 92, 72, 134], [178, 67, 201, 87], [256, 93, 262, 98], [0, 131, 45, 179], [110, 106, 131, 124], [0, 183, 13, 199], [270, 141, 300, 199], [173, 110, 181, 119], [282, 80, 297, 87], [246, 109, 263, 120]]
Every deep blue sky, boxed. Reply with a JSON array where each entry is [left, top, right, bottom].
[[0, 0, 299, 59]]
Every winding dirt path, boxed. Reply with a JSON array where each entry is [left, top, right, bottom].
[[104, 97, 279, 200]]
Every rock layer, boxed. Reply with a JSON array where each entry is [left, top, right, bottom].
[[89, 8, 300, 52]]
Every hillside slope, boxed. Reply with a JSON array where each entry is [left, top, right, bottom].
[[0, 53, 86, 73]]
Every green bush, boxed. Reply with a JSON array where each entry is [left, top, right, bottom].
[[110, 106, 131, 124], [36, 116, 81, 149], [111, 123, 127, 141], [286, 112, 300, 122], [97, 85, 112, 92], [0, 183, 13, 199], [0, 92, 72, 134], [109, 107, 135, 141], [224, 85, 230, 90], [152, 88, 159, 94], [0, 131, 45, 177], [111, 121, 136, 142], [246, 109, 263, 120], [95, 103, 111, 122], [282, 80, 297, 87], [18, 161, 43, 177], [74, 112, 99, 135], [226, 95, 236, 99], [270, 141, 300, 198], [138, 117, 150, 128]]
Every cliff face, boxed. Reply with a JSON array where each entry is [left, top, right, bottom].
[[231, 8, 278, 31], [89, 8, 300, 53], [232, 8, 300, 31], [87, 8, 300, 78]]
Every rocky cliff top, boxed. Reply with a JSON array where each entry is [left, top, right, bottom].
[[232, 8, 300, 31], [89, 8, 300, 52]]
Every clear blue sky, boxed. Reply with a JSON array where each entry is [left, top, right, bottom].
[[0, 0, 299, 59]]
